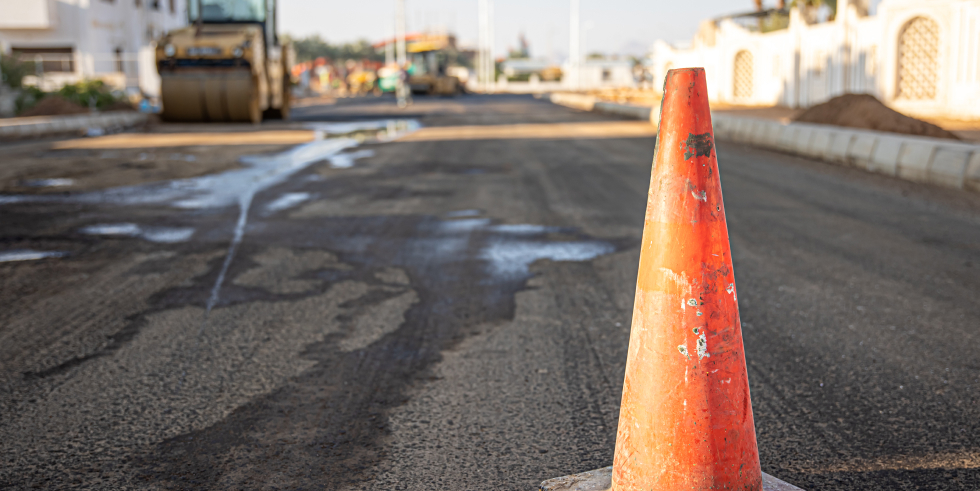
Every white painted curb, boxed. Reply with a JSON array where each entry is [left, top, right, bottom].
[[549, 92, 659, 124], [712, 114, 980, 192], [0, 112, 149, 140], [547, 93, 980, 193]]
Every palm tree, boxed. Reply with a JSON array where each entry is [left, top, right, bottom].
[[789, 0, 837, 21]]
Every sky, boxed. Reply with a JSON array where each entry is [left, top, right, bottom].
[[279, 0, 787, 61]]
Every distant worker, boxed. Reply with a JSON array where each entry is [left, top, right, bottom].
[[396, 65, 412, 108]]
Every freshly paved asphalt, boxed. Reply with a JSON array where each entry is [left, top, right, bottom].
[[1, 94, 978, 490]]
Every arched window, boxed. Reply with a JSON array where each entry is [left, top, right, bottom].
[[897, 17, 939, 100], [733, 50, 753, 99]]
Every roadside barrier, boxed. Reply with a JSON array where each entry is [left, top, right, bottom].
[[711, 116, 980, 193], [539, 69, 802, 491], [0, 111, 149, 140], [550, 93, 980, 194]]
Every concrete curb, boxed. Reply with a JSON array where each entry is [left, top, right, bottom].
[[712, 113, 980, 192], [538, 466, 804, 491], [0, 112, 149, 141], [547, 93, 980, 193], [549, 92, 658, 123]]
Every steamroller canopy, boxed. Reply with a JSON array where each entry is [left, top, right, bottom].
[[190, 0, 266, 23]]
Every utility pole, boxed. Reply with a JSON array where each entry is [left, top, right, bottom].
[[569, 0, 580, 89], [386, 22, 395, 66], [478, 0, 486, 90], [478, 0, 494, 92], [395, 0, 410, 107], [487, 0, 494, 91]]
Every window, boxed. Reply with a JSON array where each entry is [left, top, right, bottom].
[[733, 50, 753, 99], [897, 17, 939, 100], [11, 47, 74, 73], [189, 0, 266, 22]]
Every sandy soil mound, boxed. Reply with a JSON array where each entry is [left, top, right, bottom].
[[793, 93, 960, 140], [19, 96, 90, 118]]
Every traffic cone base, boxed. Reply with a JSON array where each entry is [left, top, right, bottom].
[[538, 467, 804, 491]]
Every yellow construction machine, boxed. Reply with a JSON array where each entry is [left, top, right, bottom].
[[406, 34, 462, 96], [155, 0, 291, 123]]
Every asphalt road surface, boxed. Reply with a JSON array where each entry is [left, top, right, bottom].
[[1, 94, 978, 490]]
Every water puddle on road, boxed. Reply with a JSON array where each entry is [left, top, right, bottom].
[[20, 178, 75, 188], [480, 238, 614, 279], [263, 192, 312, 214], [327, 149, 375, 169], [444, 209, 482, 218], [0, 250, 67, 262], [0, 119, 420, 312], [80, 223, 195, 243], [0, 119, 419, 210]]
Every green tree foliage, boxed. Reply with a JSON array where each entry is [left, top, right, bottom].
[[57, 80, 120, 109], [0, 56, 31, 89], [789, 0, 837, 19], [15, 80, 125, 115], [289, 35, 384, 63]]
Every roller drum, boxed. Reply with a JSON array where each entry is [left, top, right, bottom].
[[160, 70, 259, 123]]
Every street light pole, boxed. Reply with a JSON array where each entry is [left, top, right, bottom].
[[569, 0, 579, 90], [395, 0, 410, 107], [478, 0, 486, 90], [478, 0, 494, 92], [487, 0, 494, 91]]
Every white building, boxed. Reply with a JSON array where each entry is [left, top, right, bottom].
[[563, 58, 636, 89], [0, 0, 188, 97], [651, 0, 980, 120]]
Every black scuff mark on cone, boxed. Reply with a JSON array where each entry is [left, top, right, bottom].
[[683, 132, 714, 160]]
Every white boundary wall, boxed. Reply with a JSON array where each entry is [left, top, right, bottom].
[[650, 0, 980, 121], [0, 0, 188, 96]]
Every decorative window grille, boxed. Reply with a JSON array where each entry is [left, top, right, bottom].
[[897, 17, 939, 100], [734, 50, 753, 99]]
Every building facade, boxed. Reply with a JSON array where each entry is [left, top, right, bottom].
[[562, 58, 636, 89], [0, 0, 187, 97], [651, 0, 980, 120]]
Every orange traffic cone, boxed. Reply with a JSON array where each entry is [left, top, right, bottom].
[[610, 67, 762, 491]]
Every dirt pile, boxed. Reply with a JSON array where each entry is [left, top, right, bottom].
[[101, 100, 136, 112], [19, 96, 90, 118], [793, 93, 960, 140]]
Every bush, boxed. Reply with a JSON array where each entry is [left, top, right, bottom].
[[1, 56, 31, 89], [13, 80, 128, 115], [15, 85, 46, 114], [57, 80, 119, 110]]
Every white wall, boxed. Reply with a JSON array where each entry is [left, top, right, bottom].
[[0, 0, 187, 95], [561, 60, 636, 89], [651, 0, 980, 120]]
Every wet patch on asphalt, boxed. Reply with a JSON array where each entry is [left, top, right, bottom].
[[132, 210, 626, 489], [0, 116, 631, 489]]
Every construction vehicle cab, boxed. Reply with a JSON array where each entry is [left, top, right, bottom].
[[406, 34, 462, 96], [155, 0, 291, 123]]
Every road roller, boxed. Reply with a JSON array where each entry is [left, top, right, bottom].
[[155, 0, 291, 123]]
